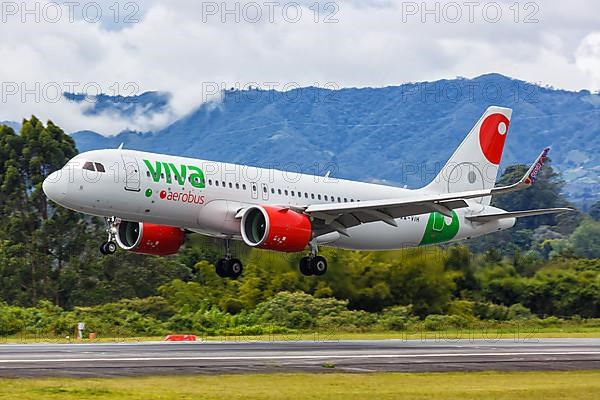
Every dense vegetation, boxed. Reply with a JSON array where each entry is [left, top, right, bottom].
[[0, 118, 599, 337]]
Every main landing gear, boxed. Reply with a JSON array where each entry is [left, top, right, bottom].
[[100, 217, 118, 255], [215, 238, 243, 279], [299, 242, 328, 276]]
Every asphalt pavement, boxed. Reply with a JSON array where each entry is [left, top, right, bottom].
[[1, 338, 599, 377]]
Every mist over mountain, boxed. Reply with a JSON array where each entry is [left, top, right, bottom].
[[65, 74, 600, 206], [64, 91, 170, 118]]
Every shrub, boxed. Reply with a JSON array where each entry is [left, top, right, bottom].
[[508, 303, 533, 320], [473, 302, 510, 321], [423, 314, 470, 331]]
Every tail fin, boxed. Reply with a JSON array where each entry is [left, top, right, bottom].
[[424, 106, 512, 205]]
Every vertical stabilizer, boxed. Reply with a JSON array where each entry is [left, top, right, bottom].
[[424, 106, 512, 205]]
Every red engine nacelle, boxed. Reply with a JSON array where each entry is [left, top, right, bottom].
[[240, 205, 312, 252], [115, 221, 185, 256]]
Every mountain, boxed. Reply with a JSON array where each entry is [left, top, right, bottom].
[[69, 74, 600, 206], [1, 121, 21, 132], [64, 91, 170, 117]]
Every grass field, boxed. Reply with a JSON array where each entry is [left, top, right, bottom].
[[2, 325, 600, 344], [1, 371, 600, 400]]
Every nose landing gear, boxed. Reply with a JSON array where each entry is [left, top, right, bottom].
[[299, 242, 328, 276], [100, 217, 118, 255], [215, 238, 243, 279]]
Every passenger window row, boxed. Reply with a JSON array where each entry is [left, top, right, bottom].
[[144, 170, 359, 203], [206, 179, 358, 203]]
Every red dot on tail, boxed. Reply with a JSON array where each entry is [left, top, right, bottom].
[[479, 113, 510, 165]]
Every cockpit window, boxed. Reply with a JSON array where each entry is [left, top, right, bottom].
[[95, 163, 106, 173], [83, 162, 95, 171]]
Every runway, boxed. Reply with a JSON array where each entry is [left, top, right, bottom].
[[1, 338, 599, 377]]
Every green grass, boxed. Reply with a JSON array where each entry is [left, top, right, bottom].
[[3, 325, 600, 344], [1, 371, 600, 400]]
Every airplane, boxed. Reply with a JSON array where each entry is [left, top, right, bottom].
[[42, 106, 572, 279]]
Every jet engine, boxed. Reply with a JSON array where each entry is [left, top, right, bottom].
[[115, 221, 185, 256], [240, 205, 312, 252]]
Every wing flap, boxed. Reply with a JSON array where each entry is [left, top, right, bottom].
[[467, 207, 574, 223]]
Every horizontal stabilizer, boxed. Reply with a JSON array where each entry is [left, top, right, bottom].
[[467, 207, 574, 223]]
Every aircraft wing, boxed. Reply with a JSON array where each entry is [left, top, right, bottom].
[[466, 207, 574, 223], [303, 148, 554, 236]]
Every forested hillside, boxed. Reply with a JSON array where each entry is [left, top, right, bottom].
[[0, 118, 599, 337]]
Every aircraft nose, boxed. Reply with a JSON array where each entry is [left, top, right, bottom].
[[43, 171, 67, 203]]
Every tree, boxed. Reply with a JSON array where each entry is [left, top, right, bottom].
[[492, 160, 568, 230], [569, 220, 600, 259]]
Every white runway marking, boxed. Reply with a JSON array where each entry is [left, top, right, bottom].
[[1, 351, 600, 364]]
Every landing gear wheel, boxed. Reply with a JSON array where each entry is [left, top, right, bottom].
[[299, 257, 312, 276], [100, 241, 117, 255], [215, 258, 243, 279], [215, 259, 229, 278], [310, 256, 328, 276], [227, 258, 243, 279], [105, 241, 117, 254]]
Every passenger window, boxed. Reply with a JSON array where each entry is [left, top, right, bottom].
[[344, 198, 348, 202], [146, 171, 151, 177], [324, 195, 328, 201], [284, 190, 288, 196], [318, 194, 322, 200], [311, 193, 315, 199], [236, 183, 240, 189], [208, 179, 212, 185], [350, 199, 354, 202], [291, 191, 295, 196], [83, 162, 95, 171], [229, 182, 233, 188], [94, 163, 105, 173], [263, 186, 267, 193], [331, 197, 335, 202], [222, 181, 226, 187], [243, 184, 247, 190], [271, 188, 275, 194], [215, 181, 219, 187], [278, 189, 282, 195], [305, 193, 308, 198], [337, 197, 341, 202]]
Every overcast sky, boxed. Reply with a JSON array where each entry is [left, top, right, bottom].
[[0, 0, 599, 134]]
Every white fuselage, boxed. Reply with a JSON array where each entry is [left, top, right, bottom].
[[43, 149, 515, 250]]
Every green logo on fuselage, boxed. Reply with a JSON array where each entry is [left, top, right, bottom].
[[419, 210, 460, 245], [143, 159, 205, 189]]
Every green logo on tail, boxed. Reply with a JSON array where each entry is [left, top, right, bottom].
[[420, 211, 460, 245]]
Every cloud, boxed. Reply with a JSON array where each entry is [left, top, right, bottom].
[[0, 0, 599, 135]]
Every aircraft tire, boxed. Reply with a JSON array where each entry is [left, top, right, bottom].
[[227, 258, 243, 279], [310, 256, 328, 276], [299, 256, 312, 276], [216, 259, 229, 278]]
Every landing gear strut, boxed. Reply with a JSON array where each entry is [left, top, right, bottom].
[[216, 238, 243, 279], [100, 217, 118, 255], [299, 242, 328, 276]]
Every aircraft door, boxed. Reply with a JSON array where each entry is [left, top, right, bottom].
[[122, 155, 141, 192], [250, 182, 258, 199], [261, 183, 269, 201]]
